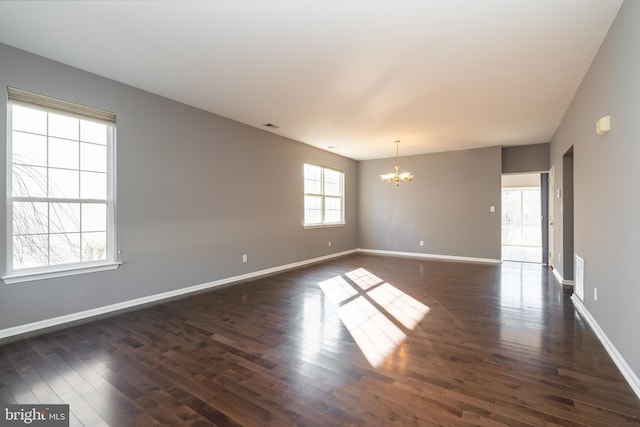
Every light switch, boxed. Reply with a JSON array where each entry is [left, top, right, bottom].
[[490, 206, 495, 213]]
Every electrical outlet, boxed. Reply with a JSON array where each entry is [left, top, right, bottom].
[[242, 254, 247, 263], [594, 287, 598, 301], [419, 240, 424, 246], [328, 241, 332, 247]]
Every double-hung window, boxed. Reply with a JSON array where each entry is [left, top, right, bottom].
[[4, 88, 118, 283], [304, 163, 345, 226]]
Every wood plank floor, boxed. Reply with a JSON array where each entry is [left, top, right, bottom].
[[1, 254, 640, 426]]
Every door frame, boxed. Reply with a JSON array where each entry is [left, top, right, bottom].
[[548, 166, 555, 268], [541, 173, 549, 265]]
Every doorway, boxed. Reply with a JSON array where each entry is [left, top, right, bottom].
[[563, 147, 575, 284], [501, 173, 543, 263], [548, 166, 554, 268]]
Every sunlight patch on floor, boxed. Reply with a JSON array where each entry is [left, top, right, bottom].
[[368, 283, 430, 330], [337, 297, 406, 368], [345, 267, 383, 290], [319, 268, 430, 368], [318, 275, 359, 305]]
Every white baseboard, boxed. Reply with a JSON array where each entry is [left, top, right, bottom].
[[552, 267, 563, 284], [571, 295, 640, 399], [357, 248, 501, 264], [0, 249, 357, 341]]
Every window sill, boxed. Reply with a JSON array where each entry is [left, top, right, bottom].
[[2, 261, 122, 284], [304, 223, 346, 229]]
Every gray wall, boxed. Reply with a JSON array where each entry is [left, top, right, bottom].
[[358, 146, 501, 260], [551, 0, 640, 376], [502, 143, 550, 174], [0, 44, 358, 330]]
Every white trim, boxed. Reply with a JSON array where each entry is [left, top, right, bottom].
[[552, 267, 563, 284], [571, 295, 640, 399], [303, 163, 345, 226], [562, 280, 574, 287], [2, 262, 121, 284], [574, 254, 585, 301], [357, 248, 501, 264], [0, 250, 356, 340], [6, 99, 118, 278]]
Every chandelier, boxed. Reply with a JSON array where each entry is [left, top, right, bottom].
[[380, 140, 414, 186]]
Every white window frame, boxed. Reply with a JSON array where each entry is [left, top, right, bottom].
[[3, 88, 120, 284], [304, 163, 345, 228]]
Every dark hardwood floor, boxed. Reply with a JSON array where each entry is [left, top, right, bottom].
[[1, 254, 640, 426]]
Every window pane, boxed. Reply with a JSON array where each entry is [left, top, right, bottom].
[[13, 202, 48, 236], [49, 137, 79, 169], [49, 233, 81, 265], [303, 164, 345, 225], [502, 189, 520, 245], [304, 195, 322, 224], [325, 197, 342, 223], [48, 112, 79, 140], [50, 203, 80, 233], [13, 234, 49, 269], [12, 131, 47, 166], [8, 95, 116, 274], [522, 189, 541, 245], [80, 171, 107, 199], [324, 169, 342, 196], [82, 232, 106, 261], [501, 188, 541, 246], [82, 203, 107, 232], [304, 164, 322, 194], [80, 120, 107, 145], [49, 168, 79, 199], [81, 142, 107, 172], [12, 105, 47, 135], [13, 165, 47, 198]]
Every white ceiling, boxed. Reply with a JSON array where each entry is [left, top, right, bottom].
[[0, 1, 623, 160]]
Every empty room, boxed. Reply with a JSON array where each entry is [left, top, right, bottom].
[[1, 1, 640, 426]]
